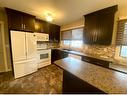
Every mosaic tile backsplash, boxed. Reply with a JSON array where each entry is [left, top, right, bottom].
[[82, 45, 116, 59], [47, 43, 60, 49], [37, 41, 60, 49], [60, 41, 116, 59]]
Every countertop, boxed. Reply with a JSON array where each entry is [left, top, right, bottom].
[[55, 48, 114, 62], [54, 57, 127, 93], [110, 63, 127, 74]]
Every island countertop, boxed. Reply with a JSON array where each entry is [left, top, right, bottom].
[[54, 57, 127, 94]]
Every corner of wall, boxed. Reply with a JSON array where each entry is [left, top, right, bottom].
[[111, 11, 119, 46]]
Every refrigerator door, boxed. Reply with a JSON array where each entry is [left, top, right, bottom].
[[13, 59, 37, 78], [11, 31, 26, 62], [26, 32, 37, 60]]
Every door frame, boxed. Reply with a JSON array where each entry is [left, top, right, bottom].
[[0, 21, 8, 72]]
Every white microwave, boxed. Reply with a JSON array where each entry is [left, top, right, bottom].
[[34, 33, 49, 41]]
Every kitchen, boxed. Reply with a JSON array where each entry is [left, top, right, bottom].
[[0, 0, 127, 94]]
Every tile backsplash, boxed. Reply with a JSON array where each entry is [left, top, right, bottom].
[[61, 42, 127, 64], [47, 42, 60, 49], [82, 45, 116, 59], [60, 41, 116, 59], [37, 41, 60, 49]]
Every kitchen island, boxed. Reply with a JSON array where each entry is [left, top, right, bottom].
[[54, 57, 127, 94]]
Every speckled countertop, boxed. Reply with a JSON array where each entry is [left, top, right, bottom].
[[54, 48, 114, 62], [55, 57, 127, 94]]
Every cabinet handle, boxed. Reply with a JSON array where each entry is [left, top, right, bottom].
[[93, 32, 96, 42], [95, 32, 97, 42], [95, 62, 100, 65], [93, 35, 96, 42], [22, 24, 23, 29], [83, 59, 90, 62], [24, 24, 26, 29], [94, 31, 97, 42]]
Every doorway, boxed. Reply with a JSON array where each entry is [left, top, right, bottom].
[[0, 21, 7, 72]]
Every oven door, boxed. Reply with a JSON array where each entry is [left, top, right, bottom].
[[37, 49, 51, 63]]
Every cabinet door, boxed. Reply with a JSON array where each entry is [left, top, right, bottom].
[[49, 24, 54, 42], [55, 25, 60, 42], [35, 19, 49, 33], [51, 49, 68, 63], [23, 14, 35, 32], [53, 25, 60, 42], [43, 21, 50, 34], [10, 31, 26, 61], [6, 8, 23, 30], [49, 24, 60, 42], [97, 13, 114, 45], [84, 13, 98, 44], [35, 19, 42, 33]]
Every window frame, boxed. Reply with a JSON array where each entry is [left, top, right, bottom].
[[119, 45, 127, 58], [114, 46, 127, 63]]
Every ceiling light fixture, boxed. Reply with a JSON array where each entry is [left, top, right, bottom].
[[45, 13, 53, 22]]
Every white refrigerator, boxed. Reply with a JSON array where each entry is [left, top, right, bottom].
[[10, 30, 37, 78]]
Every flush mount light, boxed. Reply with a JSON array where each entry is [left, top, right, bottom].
[[46, 15, 53, 22], [45, 13, 54, 22]]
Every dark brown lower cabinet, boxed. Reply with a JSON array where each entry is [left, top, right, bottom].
[[63, 71, 106, 94], [51, 49, 68, 63], [82, 56, 110, 68]]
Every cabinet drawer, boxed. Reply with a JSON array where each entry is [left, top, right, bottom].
[[81, 56, 94, 63], [82, 56, 110, 68]]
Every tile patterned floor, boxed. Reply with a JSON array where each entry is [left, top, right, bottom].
[[0, 64, 63, 94]]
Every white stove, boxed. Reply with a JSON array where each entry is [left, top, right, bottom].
[[37, 49, 51, 69]]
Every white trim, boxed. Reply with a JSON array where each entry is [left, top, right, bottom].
[[0, 21, 8, 71]]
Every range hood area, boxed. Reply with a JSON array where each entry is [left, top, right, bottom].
[[84, 5, 118, 45]]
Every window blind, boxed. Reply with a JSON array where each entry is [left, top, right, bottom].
[[61, 30, 72, 40], [72, 28, 83, 40], [61, 28, 83, 40], [116, 19, 127, 45]]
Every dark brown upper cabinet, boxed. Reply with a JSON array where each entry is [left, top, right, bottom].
[[6, 8, 35, 32], [35, 19, 60, 43], [84, 5, 118, 45], [22, 14, 35, 32], [49, 23, 60, 43], [35, 19, 50, 34]]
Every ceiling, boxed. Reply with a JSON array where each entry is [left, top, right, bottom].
[[0, 0, 127, 26]]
